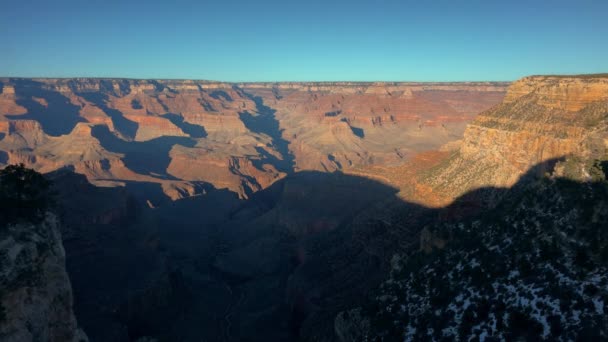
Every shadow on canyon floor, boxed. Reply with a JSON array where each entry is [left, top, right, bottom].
[[237, 88, 295, 174], [78, 91, 140, 140], [163, 113, 208, 138], [7, 79, 85, 136], [91, 125, 196, 177], [53, 158, 597, 342], [210, 90, 234, 102]]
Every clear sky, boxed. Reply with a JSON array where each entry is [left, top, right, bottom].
[[1, 0, 607, 82]]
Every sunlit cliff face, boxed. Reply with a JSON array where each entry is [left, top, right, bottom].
[[0, 78, 507, 203]]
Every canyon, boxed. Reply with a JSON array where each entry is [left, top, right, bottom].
[[1, 75, 607, 341], [0, 78, 507, 202]]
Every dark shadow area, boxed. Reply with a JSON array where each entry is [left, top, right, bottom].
[[119, 270, 192, 341], [209, 90, 233, 102], [163, 113, 207, 138], [272, 87, 283, 100], [95, 79, 113, 94], [250, 146, 284, 174], [116, 79, 132, 96], [0, 150, 7, 164], [91, 125, 196, 177], [340, 117, 365, 138], [47, 168, 244, 342], [349, 126, 365, 138], [49, 173, 165, 341], [324, 110, 342, 117], [122, 180, 173, 207], [149, 80, 166, 92], [237, 88, 295, 173], [599, 160, 608, 176], [198, 98, 217, 112], [7, 79, 85, 136], [48, 169, 138, 227], [78, 92, 139, 140], [155, 96, 170, 112], [41, 156, 607, 341], [327, 154, 342, 169], [0, 164, 53, 225], [131, 99, 143, 110]]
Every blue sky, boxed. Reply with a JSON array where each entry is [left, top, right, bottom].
[[1, 0, 607, 81]]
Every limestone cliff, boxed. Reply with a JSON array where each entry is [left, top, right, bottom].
[[419, 74, 608, 206], [0, 214, 87, 342]]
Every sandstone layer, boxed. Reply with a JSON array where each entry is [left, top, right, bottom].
[[0, 78, 507, 202], [350, 74, 608, 207]]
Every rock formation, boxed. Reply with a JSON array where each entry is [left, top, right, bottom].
[[0, 214, 87, 342], [420, 74, 608, 206], [0, 78, 507, 202], [349, 74, 608, 207]]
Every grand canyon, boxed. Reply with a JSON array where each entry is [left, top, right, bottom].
[[1, 73, 607, 341], [0, 78, 507, 201]]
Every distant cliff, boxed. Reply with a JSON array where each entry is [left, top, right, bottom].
[[0, 78, 507, 202]]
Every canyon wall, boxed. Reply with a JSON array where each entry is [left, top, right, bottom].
[[350, 74, 608, 207], [425, 74, 608, 204], [0, 78, 507, 203]]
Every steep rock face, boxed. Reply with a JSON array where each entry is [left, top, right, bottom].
[[0, 84, 27, 116], [0, 214, 87, 342], [418, 75, 608, 206], [503, 75, 608, 111]]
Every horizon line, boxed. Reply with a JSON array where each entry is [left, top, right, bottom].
[[1, 72, 607, 84], [0, 76, 514, 83]]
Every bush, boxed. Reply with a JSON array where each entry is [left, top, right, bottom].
[[0, 164, 53, 226]]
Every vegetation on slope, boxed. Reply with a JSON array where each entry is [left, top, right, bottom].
[[368, 157, 608, 341]]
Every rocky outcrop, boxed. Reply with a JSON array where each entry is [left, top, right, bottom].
[[417, 74, 608, 206], [168, 142, 283, 198], [503, 75, 608, 111], [0, 214, 87, 342], [0, 84, 27, 116]]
